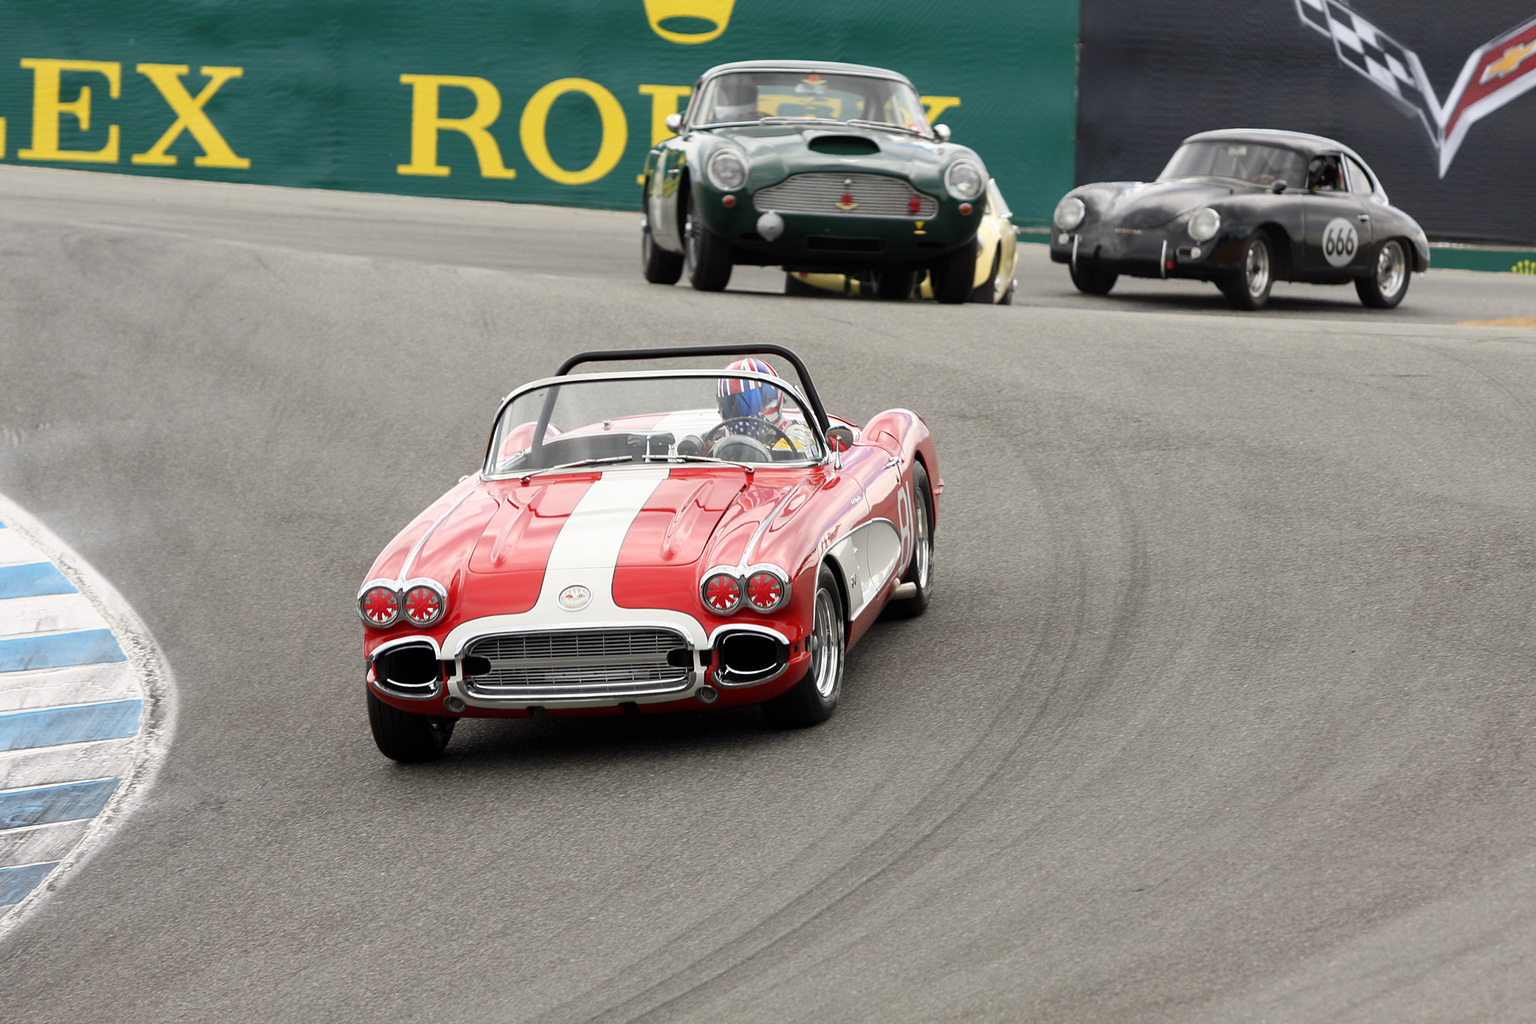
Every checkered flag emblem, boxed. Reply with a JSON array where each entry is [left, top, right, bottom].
[[1296, 0, 1536, 176]]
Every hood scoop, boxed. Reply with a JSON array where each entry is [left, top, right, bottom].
[[808, 134, 881, 156]]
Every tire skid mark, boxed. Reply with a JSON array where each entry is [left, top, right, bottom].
[[543, 398, 1152, 1023]]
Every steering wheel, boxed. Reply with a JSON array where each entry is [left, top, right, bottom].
[[703, 417, 797, 461]]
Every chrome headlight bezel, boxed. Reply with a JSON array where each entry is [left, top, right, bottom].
[[1054, 196, 1086, 231], [944, 160, 986, 202], [1188, 207, 1222, 243], [706, 149, 748, 192]]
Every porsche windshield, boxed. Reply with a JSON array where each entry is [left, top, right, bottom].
[[690, 71, 931, 133], [1159, 142, 1308, 186], [487, 374, 825, 475]]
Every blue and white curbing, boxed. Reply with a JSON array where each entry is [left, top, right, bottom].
[[0, 494, 174, 938]]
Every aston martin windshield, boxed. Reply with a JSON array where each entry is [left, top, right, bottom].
[[1159, 141, 1308, 186], [488, 374, 824, 475], [691, 71, 931, 133]]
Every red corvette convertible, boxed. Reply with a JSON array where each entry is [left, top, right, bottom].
[[357, 345, 940, 761]]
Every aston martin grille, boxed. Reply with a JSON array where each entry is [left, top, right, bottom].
[[753, 173, 938, 218], [463, 628, 693, 701]]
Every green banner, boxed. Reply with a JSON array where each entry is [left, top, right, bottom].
[[0, 1, 1077, 226]]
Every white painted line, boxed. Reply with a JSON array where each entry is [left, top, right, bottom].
[[0, 819, 92, 866], [0, 593, 113, 638], [0, 738, 137, 790], [0, 662, 141, 714], [0, 496, 174, 934]]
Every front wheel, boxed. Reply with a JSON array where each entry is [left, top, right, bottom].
[[641, 212, 684, 285], [1356, 239, 1411, 309], [762, 567, 845, 729], [1069, 261, 1117, 295], [931, 243, 978, 304], [685, 208, 733, 292], [1221, 232, 1273, 310], [367, 689, 455, 763], [884, 462, 935, 619]]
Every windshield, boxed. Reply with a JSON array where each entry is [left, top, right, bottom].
[[690, 70, 931, 133], [1158, 141, 1308, 186], [487, 374, 825, 475]]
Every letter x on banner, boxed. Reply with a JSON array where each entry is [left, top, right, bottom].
[[1295, 0, 1536, 176]]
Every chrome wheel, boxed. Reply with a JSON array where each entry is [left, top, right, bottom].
[[810, 586, 843, 699], [1376, 240, 1406, 297], [912, 484, 931, 591], [1244, 237, 1271, 298]]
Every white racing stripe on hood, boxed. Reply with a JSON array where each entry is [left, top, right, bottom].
[[535, 468, 670, 613]]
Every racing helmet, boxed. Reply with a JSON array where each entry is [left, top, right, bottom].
[[717, 358, 784, 422]]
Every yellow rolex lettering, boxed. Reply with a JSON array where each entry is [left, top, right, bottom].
[[0, 118, 6, 158], [520, 78, 627, 186], [132, 65, 250, 168], [397, 74, 517, 179], [638, 84, 691, 145], [19, 58, 121, 163], [920, 95, 961, 123]]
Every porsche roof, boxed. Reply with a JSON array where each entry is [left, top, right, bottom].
[[1181, 128, 1368, 163]]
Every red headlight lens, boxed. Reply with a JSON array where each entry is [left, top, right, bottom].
[[702, 573, 743, 614], [360, 586, 400, 628], [745, 570, 786, 612], [402, 584, 445, 627]]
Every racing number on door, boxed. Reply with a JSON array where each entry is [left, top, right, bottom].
[[1322, 217, 1359, 267]]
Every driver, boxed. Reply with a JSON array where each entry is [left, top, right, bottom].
[[717, 358, 816, 452], [710, 75, 768, 122]]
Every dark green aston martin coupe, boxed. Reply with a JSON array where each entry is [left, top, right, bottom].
[[641, 60, 990, 304]]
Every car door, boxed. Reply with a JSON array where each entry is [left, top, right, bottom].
[[1301, 153, 1373, 277]]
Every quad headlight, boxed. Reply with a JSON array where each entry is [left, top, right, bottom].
[[944, 160, 986, 201], [1054, 196, 1086, 231], [358, 579, 447, 628], [1188, 207, 1222, 242], [706, 149, 748, 192]]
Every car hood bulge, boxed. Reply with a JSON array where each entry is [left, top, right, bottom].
[[1095, 179, 1239, 229], [717, 125, 964, 185]]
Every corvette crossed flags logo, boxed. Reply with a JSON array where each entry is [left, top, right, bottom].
[[1295, 0, 1536, 176]]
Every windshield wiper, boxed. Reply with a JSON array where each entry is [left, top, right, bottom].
[[519, 455, 633, 479], [844, 118, 924, 136]]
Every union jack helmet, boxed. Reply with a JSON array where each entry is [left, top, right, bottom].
[[717, 358, 784, 422]]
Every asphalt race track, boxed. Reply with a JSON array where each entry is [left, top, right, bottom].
[[2, 166, 1535, 1023]]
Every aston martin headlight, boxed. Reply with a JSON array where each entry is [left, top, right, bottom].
[[706, 149, 748, 192], [1188, 207, 1222, 242], [1054, 196, 1086, 231], [944, 159, 985, 201]]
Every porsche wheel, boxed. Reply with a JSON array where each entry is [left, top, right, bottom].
[[875, 269, 916, 301], [367, 689, 455, 763], [762, 566, 845, 729], [641, 212, 683, 285], [1356, 239, 1410, 309], [885, 462, 934, 619], [931, 243, 977, 304], [685, 207, 733, 292], [1069, 261, 1117, 296], [1222, 232, 1273, 310]]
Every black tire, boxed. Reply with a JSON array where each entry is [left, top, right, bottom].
[[641, 209, 683, 285], [762, 566, 845, 729], [784, 272, 819, 297], [970, 246, 1001, 302], [367, 688, 455, 763], [884, 462, 935, 619], [931, 243, 978, 304], [1356, 238, 1411, 309], [1221, 232, 1273, 310], [1069, 261, 1117, 295], [684, 204, 733, 292], [874, 269, 916, 301]]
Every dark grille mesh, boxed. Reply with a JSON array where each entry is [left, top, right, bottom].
[[754, 173, 937, 218]]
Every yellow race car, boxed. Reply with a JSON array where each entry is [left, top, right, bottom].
[[785, 178, 1017, 304]]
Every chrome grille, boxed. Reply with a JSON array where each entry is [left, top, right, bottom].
[[463, 628, 693, 701], [754, 173, 937, 218]]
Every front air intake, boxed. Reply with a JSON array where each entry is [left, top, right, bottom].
[[714, 630, 790, 687], [373, 643, 442, 697]]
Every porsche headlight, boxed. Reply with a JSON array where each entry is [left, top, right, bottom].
[[1188, 207, 1222, 242], [1054, 196, 1086, 231], [706, 149, 748, 192], [944, 159, 985, 201]]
